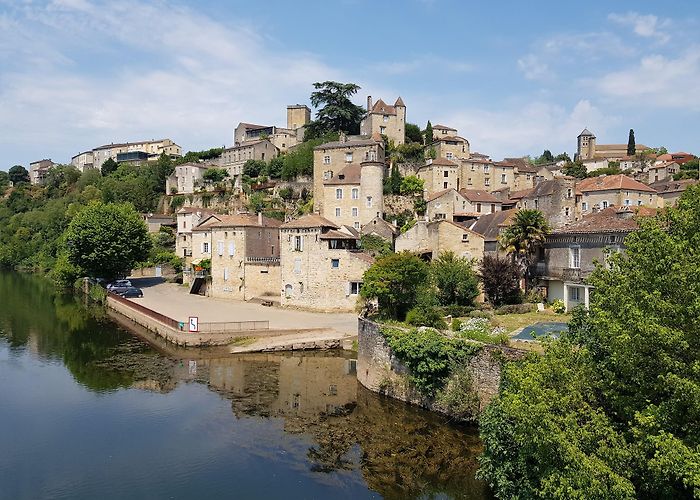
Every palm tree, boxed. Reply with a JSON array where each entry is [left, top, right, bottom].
[[499, 209, 551, 289]]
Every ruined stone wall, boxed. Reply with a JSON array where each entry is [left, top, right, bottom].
[[357, 318, 526, 417]]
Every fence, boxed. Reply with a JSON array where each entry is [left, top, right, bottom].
[[108, 291, 180, 329], [196, 321, 269, 333]]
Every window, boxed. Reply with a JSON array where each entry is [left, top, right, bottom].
[[223, 267, 229, 281], [335, 207, 341, 217], [462, 233, 469, 242], [467, 177, 472, 185], [383, 115, 389, 122], [638, 200, 643, 206], [570, 246, 581, 269], [501, 173, 507, 184], [569, 287, 580, 301], [484, 178, 490, 186], [354, 221, 360, 230], [602, 200, 609, 209], [294, 235, 303, 252], [582, 202, 588, 211], [285, 284, 293, 298], [470, 164, 475, 171], [293, 258, 301, 274], [331, 259, 339, 269], [565, 207, 570, 216], [202, 242, 210, 254], [351, 188, 359, 199], [446, 152, 453, 159], [352, 207, 358, 217], [349, 282, 362, 295], [323, 155, 331, 165], [345, 152, 353, 162], [335, 188, 343, 199], [228, 242, 235, 256], [484, 165, 490, 173], [624, 199, 630, 206], [380, 126, 386, 134], [217, 241, 224, 256], [476, 203, 482, 213], [567, 188, 573, 199], [443, 182, 449, 189], [444, 170, 449, 177], [366, 196, 373, 208]]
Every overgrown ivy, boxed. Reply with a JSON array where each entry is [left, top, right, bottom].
[[381, 326, 481, 397]]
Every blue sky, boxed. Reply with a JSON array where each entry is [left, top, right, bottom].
[[1, 0, 699, 168]]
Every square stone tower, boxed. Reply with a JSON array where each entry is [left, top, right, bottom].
[[287, 105, 311, 130]]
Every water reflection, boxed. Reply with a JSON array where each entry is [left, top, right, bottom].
[[0, 272, 489, 499]]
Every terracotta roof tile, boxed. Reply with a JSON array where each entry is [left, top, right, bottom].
[[555, 206, 656, 234], [281, 214, 339, 229], [469, 209, 518, 241], [459, 189, 501, 203], [577, 174, 656, 193], [427, 157, 458, 167], [324, 164, 361, 185]]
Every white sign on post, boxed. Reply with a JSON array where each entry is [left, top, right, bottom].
[[188, 316, 199, 332]]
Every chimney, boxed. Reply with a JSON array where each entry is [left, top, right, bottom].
[[367, 95, 372, 112], [339, 131, 347, 143], [258, 212, 263, 226]]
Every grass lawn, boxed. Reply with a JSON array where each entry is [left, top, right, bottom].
[[490, 309, 571, 335]]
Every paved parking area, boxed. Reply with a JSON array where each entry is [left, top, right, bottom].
[[128, 278, 359, 335]]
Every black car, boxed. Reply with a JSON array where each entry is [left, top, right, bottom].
[[117, 287, 143, 298]]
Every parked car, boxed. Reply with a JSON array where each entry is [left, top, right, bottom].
[[107, 279, 132, 291], [118, 287, 143, 298]]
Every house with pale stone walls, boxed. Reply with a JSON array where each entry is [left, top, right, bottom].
[[70, 151, 94, 172], [649, 178, 697, 208], [219, 139, 279, 178], [645, 161, 680, 184], [279, 214, 373, 312], [29, 159, 55, 185], [360, 96, 406, 145], [190, 213, 281, 301], [426, 188, 502, 223], [432, 135, 470, 161], [510, 178, 578, 228], [233, 105, 310, 153], [175, 207, 221, 272], [166, 163, 211, 194], [577, 174, 657, 215], [395, 219, 487, 261], [361, 216, 399, 245]]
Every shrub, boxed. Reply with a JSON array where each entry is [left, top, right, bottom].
[[496, 303, 536, 315], [469, 310, 493, 319], [451, 318, 462, 331], [441, 304, 476, 318], [437, 367, 480, 421], [457, 318, 509, 345], [551, 299, 566, 314], [524, 288, 546, 303], [406, 305, 447, 329], [479, 255, 521, 306]]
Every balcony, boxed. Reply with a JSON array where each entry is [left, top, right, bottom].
[[562, 267, 582, 283]]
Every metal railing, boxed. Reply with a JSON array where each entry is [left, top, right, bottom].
[[196, 321, 269, 333], [108, 291, 180, 329], [245, 257, 280, 264]]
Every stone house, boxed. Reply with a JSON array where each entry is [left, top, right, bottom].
[[576, 128, 648, 161], [395, 219, 487, 261], [361, 216, 399, 245], [468, 209, 518, 255], [655, 152, 695, 165], [191, 213, 282, 301], [279, 214, 374, 312], [532, 206, 655, 311], [645, 161, 680, 184], [432, 135, 470, 161], [649, 178, 697, 208], [233, 106, 310, 153], [313, 136, 385, 228], [426, 188, 501, 223], [175, 207, 222, 268], [29, 159, 54, 185], [512, 178, 577, 228], [360, 96, 406, 145], [417, 157, 460, 194], [577, 174, 657, 214], [91, 139, 181, 171], [431, 124, 458, 138], [70, 151, 94, 172], [166, 163, 211, 194], [220, 139, 279, 178]]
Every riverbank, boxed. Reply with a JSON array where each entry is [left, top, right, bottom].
[[107, 277, 358, 352]]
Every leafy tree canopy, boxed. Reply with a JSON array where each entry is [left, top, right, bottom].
[[305, 81, 365, 138], [431, 251, 479, 307], [561, 161, 588, 179], [400, 175, 424, 195], [478, 254, 521, 306], [202, 167, 229, 183], [101, 157, 119, 176], [424, 121, 434, 145], [63, 202, 151, 281], [405, 123, 423, 144], [8, 165, 29, 184]]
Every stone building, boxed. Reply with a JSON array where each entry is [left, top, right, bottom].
[[431, 124, 458, 138], [313, 136, 385, 227], [279, 214, 373, 312], [532, 206, 655, 311], [576, 128, 648, 161], [233, 105, 310, 153], [91, 139, 181, 171], [432, 134, 470, 161], [468, 209, 518, 255], [649, 178, 697, 208], [645, 161, 680, 184], [417, 157, 460, 193], [395, 219, 487, 261], [512, 178, 578, 228], [70, 151, 94, 172], [29, 159, 54, 185], [577, 174, 657, 214], [219, 139, 279, 178], [190, 213, 282, 301], [175, 207, 221, 266], [426, 188, 502, 223], [360, 96, 406, 145], [361, 216, 399, 245], [166, 163, 211, 194]]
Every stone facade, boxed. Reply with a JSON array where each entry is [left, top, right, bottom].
[[220, 139, 279, 177], [360, 96, 406, 145], [395, 219, 486, 261], [576, 128, 648, 161], [70, 151, 94, 172], [646, 161, 679, 184], [356, 318, 526, 418], [166, 163, 210, 194], [432, 135, 470, 161], [29, 159, 54, 185], [91, 138, 181, 171], [515, 178, 578, 228], [577, 174, 657, 215], [650, 179, 697, 208], [279, 215, 373, 312]]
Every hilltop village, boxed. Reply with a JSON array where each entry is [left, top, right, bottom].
[[15, 89, 698, 313]]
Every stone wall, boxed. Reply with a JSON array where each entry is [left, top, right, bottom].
[[357, 318, 526, 418]]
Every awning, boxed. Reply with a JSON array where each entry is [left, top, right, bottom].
[[191, 258, 203, 266]]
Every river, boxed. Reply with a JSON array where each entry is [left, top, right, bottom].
[[0, 272, 490, 499]]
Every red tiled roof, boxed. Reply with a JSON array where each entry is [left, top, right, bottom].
[[280, 214, 339, 229], [555, 206, 656, 234], [459, 189, 501, 203], [194, 213, 281, 229], [427, 157, 458, 167], [324, 164, 361, 185], [577, 174, 656, 193], [370, 99, 396, 115]]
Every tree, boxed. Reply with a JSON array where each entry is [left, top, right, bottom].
[[45, 165, 81, 197], [63, 202, 151, 280], [478, 255, 521, 306], [360, 234, 393, 258], [308, 81, 365, 137], [8, 165, 29, 184], [247, 192, 265, 213], [202, 168, 229, 183], [499, 209, 550, 287], [101, 158, 118, 176], [243, 159, 266, 178], [538, 149, 554, 164], [424, 121, 434, 145], [0, 171, 9, 190], [361, 252, 430, 320], [627, 128, 636, 156], [479, 186, 700, 498], [555, 152, 572, 162], [431, 251, 479, 306], [267, 156, 284, 179], [400, 175, 425, 195], [561, 161, 588, 179], [389, 164, 402, 194], [405, 123, 423, 144]]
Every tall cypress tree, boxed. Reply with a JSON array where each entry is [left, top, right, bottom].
[[627, 129, 636, 156], [425, 121, 434, 145]]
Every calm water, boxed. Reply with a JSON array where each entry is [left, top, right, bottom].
[[0, 272, 489, 499]]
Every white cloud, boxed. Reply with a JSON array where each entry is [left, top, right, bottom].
[[437, 99, 611, 159], [594, 47, 700, 110], [608, 12, 671, 43], [517, 54, 549, 81], [373, 56, 473, 76], [0, 0, 341, 164]]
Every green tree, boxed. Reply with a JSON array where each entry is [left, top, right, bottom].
[[478, 254, 521, 306], [561, 161, 588, 179], [480, 187, 700, 498], [555, 152, 571, 162], [424, 121, 433, 145], [202, 168, 229, 183], [431, 251, 479, 306], [306, 81, 365, 137], [247, 192, 265, 213], [627, 128, 636, 156], [45, 165, 81, 196], [361, 252, 430, 320], [63, 202, 151, 280], [537, 149, 554, 164], [155, 153, 174, 190], [389, 164, 402, 194], [0, 171, 9, 191], [405, 123, 423, 144], [243, 159, 266, 178], [499, 209, 550, 287], [360, 234, 393, 258], [267, 156, 284, 178], [8, 165, 29, 184], [400, 175, 425, 195], [101, 158, 119, 176]]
